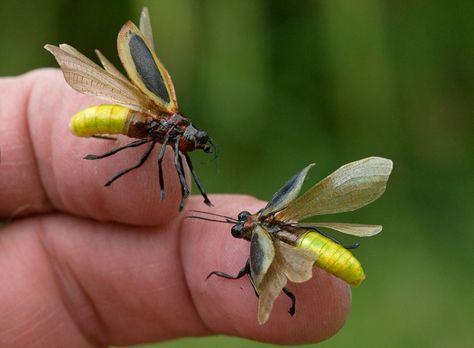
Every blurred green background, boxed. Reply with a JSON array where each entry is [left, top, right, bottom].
[[1, 0, 472, 347]]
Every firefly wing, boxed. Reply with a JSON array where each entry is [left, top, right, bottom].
[[260, 164, 315, 217], [299, 222, 383, 237], [275, 240, 316, 282], [44, 44, 154, 112], [255, 237, 317, 325], [256, 252, 287, 325], [249, 225, 275, 288], [139, 7, 155, 51], [94, 49, 129, 83], [117, 20, 178, 113], [277, 157, 393, 222]]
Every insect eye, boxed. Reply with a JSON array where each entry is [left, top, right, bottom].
[[231, 224, 243, 238], [237, 211, 250, 221]]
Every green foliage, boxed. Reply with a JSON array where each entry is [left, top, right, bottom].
[[1, 0, 472, 346]]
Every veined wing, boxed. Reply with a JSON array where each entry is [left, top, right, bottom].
[[256, 239, 316, 325], [256, 253, 287, 325], [276, 240, 316, 282], [117, 20, 178, 113], [139, 7, 155, 51], [64, 43, 139, 89], [57, 43, 94, 64], [277, 157, 393, 222], [299, 222, 383, 237], [260, 164, 315, 217], [45, 44, 154, 113], [94, 49, 129, 83]]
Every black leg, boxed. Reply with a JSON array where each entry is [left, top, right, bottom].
[[92, 135, 117, 141], [304, 226, 344, 245], [185, 153, 212, 207], [178, 154, 189, 197], [157, 137, 169, 201], [206, 268, 248, 280], [207, 261, 259, 298], [84, 139, 149, 160], [295, 224, 361, 251], [343, 243, 360, 250], [104, 141, 156, 186], [319, 231, 360, 250], [174, 137, 190, 211], [282, 287, 296, 316], [247, 273, 260, 298]]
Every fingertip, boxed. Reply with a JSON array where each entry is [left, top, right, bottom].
[[181, 195, 352, 344], [0, 69, 56, 219], [0, 195, 351, 345], [9, 69, 190, 225]]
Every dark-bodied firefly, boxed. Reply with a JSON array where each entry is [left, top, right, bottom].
[[190, 157, 393, 324], [45, 8, 212, 210]]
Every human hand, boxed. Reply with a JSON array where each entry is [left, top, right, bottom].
[[0, 69, 350, 347]]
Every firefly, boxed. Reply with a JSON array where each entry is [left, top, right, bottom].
[[45, 8, 212, 210], [190, 157, 393, 324]]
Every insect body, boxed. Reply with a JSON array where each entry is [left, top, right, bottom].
[[45, 8, 212, 210], [192, 156, 393, 324], [296, 230, 365, 286], [69, 105, 135, 137]]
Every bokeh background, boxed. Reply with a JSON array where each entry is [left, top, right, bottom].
[[1, 0, 472, 347]]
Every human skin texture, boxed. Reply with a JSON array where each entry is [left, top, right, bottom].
[[0, 70, 351, 347]]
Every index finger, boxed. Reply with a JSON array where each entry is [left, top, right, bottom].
[[0, 195, 351, 346], [0, 69, 188, 225]]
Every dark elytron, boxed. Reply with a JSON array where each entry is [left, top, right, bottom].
[[129, 34, 170, 103]]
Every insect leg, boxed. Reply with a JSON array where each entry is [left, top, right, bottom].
[[178, 154, 190, 209], [174, 137, 190, 210], [92, 135, 117, 141], [157, 137, 169, 201], [104, 141, 156, 186], [295, 224, 360, 250], [207, 259, 250, 280], [184, 153, 212, 207], [318, 232, 360, 250], [247, 272, 260, 298], [319, 231, 360, 250], [207, 261, 259, 298], [282, 287, 296, 316], [206, 265, 249, 280], [84, 139, 149, 160], [343, 243, 360, 250]]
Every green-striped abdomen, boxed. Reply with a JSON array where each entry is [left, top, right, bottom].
[[296, 231, 365, 287], [69, 104, 132, 137]]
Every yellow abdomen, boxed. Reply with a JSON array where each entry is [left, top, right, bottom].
[[69, 104, 132, 137], [296, 231, 365, 287]]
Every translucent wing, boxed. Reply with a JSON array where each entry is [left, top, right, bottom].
[[94, 49, 129, 83], [139, 7, 155, 51], [44, 44, 154, 112], [57, 43, 93, 63], [260, 164, 315, 217], [277, 157, 393, 222], [256, 240, 316, 325], [299, 222, 383, 237], [117, 21, 178, 113], [249, 225, 275, 288], [257, 256, 287, 325], [276, 240, 316, 282]]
